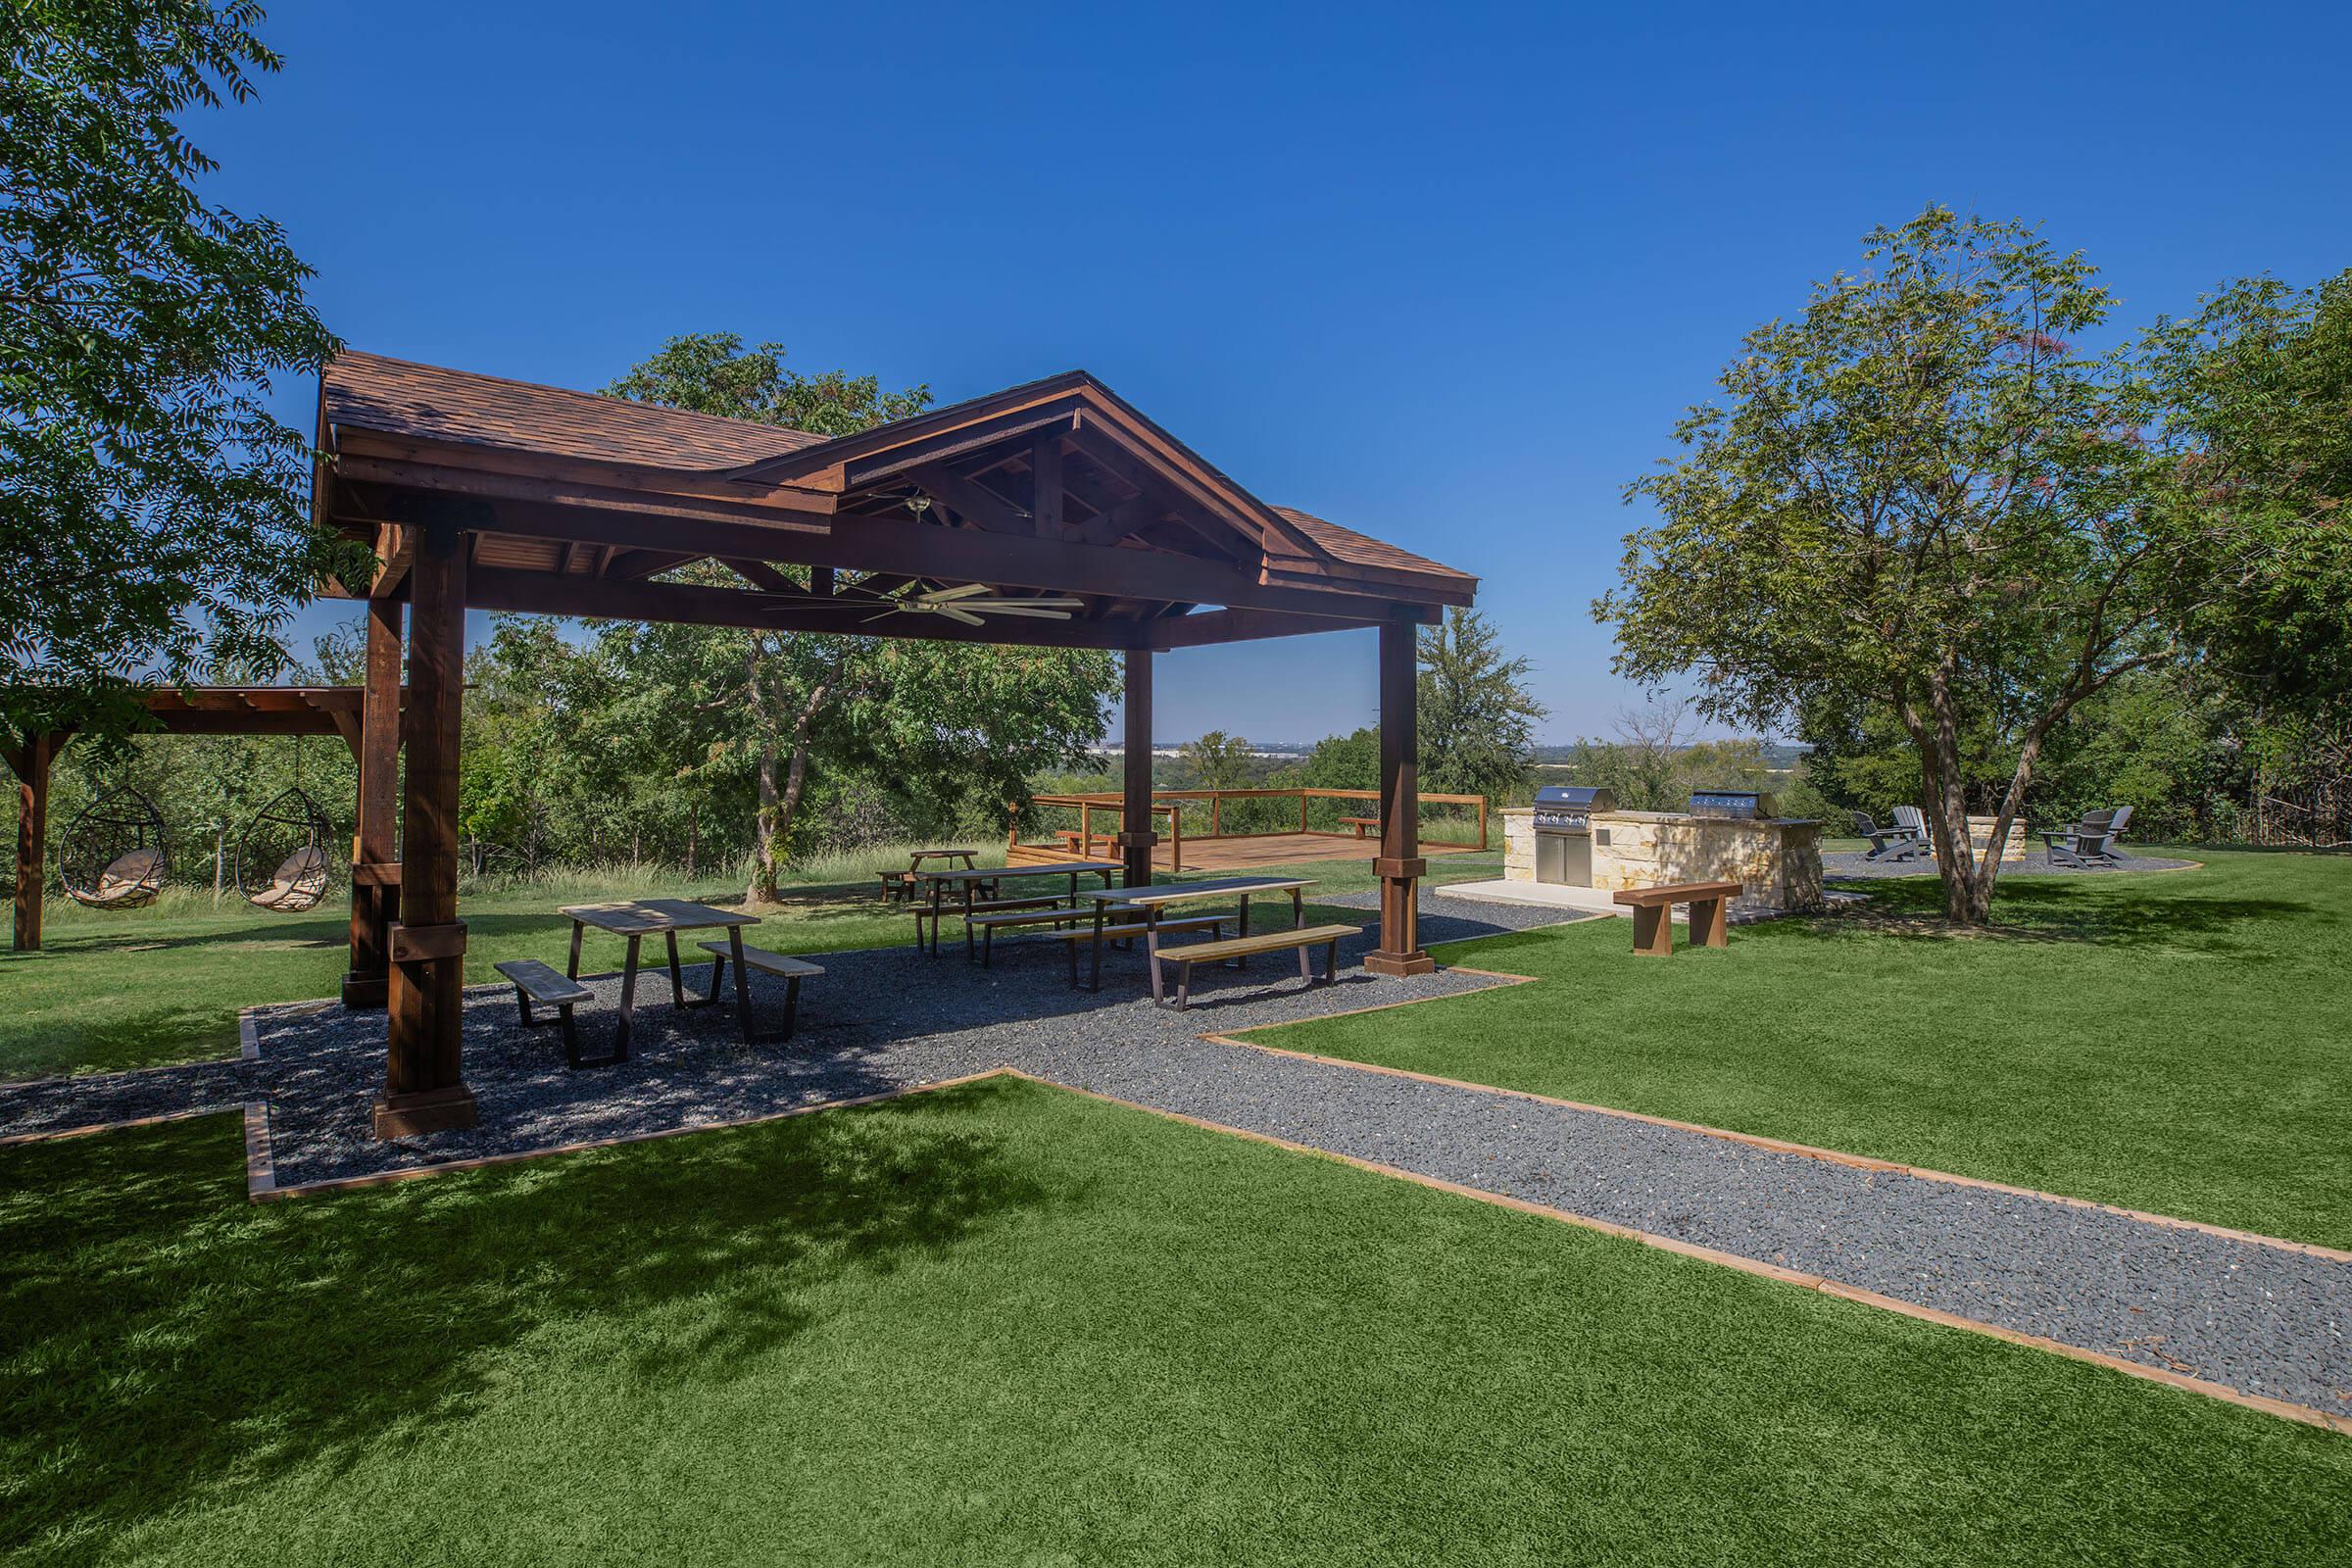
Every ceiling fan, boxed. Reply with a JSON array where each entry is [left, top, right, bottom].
[[860, 582, 1086, 626]]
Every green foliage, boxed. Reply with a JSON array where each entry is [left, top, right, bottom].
[[0, 1, 365, 731], [1416, 608, 1544, 802], [1604, 208, 2282, 919], [1298, 726, 1378, 791], [2145, 270, 2352, 716], [602, 332, 930, 436], [1180, 730, 1253, 790]]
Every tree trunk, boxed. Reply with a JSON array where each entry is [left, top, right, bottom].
[[686, 804, 698, 879], [213, 823, 225, 906], [749, 742, 782, 905]]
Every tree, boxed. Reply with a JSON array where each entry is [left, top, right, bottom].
[[601, 335, 1116, 902], [1181, 731, 1253, 789], [0, 2, 364, 736], [1416, 608, 1544, 802], [1605, 208, 2250, 922]]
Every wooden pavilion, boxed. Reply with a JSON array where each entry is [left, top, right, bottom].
[[314, 352, 1480, 1138]]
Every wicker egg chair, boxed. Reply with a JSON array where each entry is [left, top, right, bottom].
[[236, 786, 338, 913], [60, 790, 171, 909]]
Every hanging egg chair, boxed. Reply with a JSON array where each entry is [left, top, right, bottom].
[[236, 785, 338, 913], [59, 790, 171, 909]]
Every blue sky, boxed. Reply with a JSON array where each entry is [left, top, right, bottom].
[[205, 1, 2352, 744]]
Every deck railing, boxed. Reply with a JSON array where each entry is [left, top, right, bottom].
[[1011, 787, 1487, 873]]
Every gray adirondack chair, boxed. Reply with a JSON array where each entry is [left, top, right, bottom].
[[1850, 810, 1927, 862], [2040, 807, 2128, 867]]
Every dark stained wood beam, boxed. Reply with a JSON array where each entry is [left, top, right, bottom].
[[371, 522, 414, 598], [906, 463, 1030, 535], [603, 548, 700, 580], [841, 407, 1076, 489], [346, 476, 1464, 620], [1152, 608, 1379, 648], [723, 558, 801, 593], [467, 566, 1151, 649], [1030, 432, 1063, 539]]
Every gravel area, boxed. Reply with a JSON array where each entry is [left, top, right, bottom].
[[1317, 886, 1607, 934], [4, 918, 2345, 1420], [1825, 848, 2201, 880]]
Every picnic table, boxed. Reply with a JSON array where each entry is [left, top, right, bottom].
[[1078, 875, 1313, 1001], [911, 859, 1123, 955], [559, 898, 761, 1059], [878, 848, 981, 904]]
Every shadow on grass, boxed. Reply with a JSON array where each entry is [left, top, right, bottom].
[[1779, 876, 2323, 955], [0, 1079, 1052, 1560]]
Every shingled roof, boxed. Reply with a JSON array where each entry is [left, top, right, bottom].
[[323, 350, 829, 468], [322, 351, 1474, 592]]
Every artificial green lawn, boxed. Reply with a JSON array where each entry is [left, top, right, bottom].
[[5, 1076, 2347, 1566], [1252, 849, 2352, 1250]]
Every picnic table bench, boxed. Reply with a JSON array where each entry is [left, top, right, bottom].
[[1078, 875, 1322, 1004], [698, 940, 822, 1043], [494, 958, 605, 1069], [1337, 815, 1380, 838], [1611, 880, 1741, 956], [1152, 923, 1361, 1009]]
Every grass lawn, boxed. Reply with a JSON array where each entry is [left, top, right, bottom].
[[5, 1076, 2347, 1566], [1249, 850, 2352, 1250]]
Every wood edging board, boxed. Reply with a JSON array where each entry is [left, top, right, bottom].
[[999, 1069, 2352, 1438]]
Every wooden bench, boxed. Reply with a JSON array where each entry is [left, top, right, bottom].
[[1338, 815, 1380, 838], [1151, 923, 1362, 1009], [913, 893, 1057, 953], [1048, 912, 1230, 987], [964, 903, 1144, 964], [1610, 880, 1742, 956], [493, 958, 607, 1069], [698, 940, 823, 1044]]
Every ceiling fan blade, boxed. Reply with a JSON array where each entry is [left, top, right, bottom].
[[966, 597, 1085, 611], [968, 605, 1073, 620], [938, 605, 988, 626], [917, 583, 994, 603]]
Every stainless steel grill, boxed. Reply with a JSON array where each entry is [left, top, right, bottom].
[[1532, 785, 1617, 886], [1688, 789, 1778, 819]]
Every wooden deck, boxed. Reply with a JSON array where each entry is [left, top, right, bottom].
[[1010, 832, 1484, 874]]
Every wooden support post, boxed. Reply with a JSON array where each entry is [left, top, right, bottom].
[[6, 731, 66, 953], [343, 597, 404, 1009], [1365, 612, 1434, 977], [1030, 432, 1063, 538], [1118, 649, 1156, 887], [377, 519, 476, 1138]]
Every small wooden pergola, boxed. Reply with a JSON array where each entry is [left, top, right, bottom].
[[315, 353, 1479, 1139], [5, 686, 406, 956]]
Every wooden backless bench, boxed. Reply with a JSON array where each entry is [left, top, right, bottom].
[[1610, 880, 1742, 956]]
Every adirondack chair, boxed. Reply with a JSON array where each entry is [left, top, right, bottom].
[[1891, 805, 1931, 843], [1849, 811, 1927, 862], [2040, 808, 2125, 868]]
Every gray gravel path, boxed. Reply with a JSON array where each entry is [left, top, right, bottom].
[[1825, 848, 2200, 880], [3, 917, 2344, 1422]]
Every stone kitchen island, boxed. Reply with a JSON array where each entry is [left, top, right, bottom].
[[1479, 800, 1826, 917]]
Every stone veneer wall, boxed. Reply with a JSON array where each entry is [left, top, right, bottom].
[[1502, 808, 1825, 913]]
